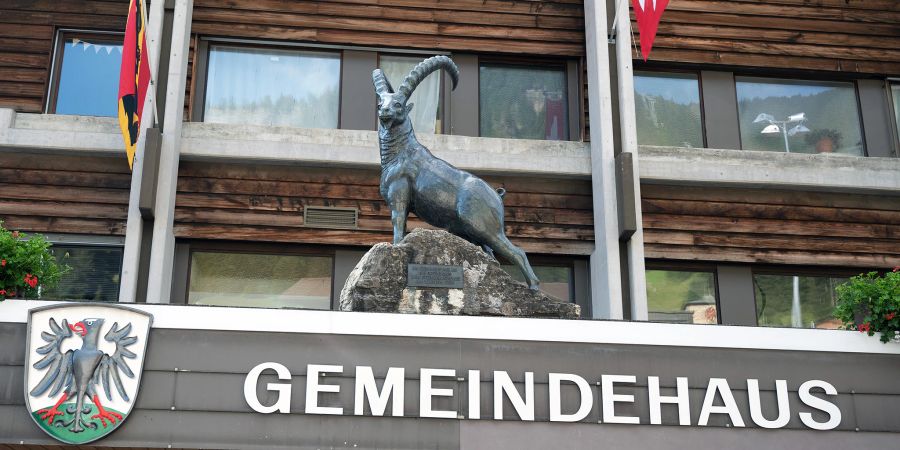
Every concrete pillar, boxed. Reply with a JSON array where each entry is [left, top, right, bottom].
[[119, 0, 167, 303], [145, 0, 193, 303], [584, 0, 624, 319], [614, 0, 648, 321]]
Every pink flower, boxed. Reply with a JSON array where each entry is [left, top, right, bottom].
[[858, 323, 872, 333], [886, 312, 897, 321]]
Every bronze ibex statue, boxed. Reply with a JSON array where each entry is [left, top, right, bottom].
[[373, 56, 540, 290]]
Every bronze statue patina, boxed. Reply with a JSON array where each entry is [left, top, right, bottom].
[[372, 56, 540, 290]]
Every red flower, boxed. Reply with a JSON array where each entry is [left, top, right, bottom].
[[23, 274, 38, 289], [0, 290, 5, 296], [10, 231, 18, 239], [886, 312, 897, 321], [0, 259, 5, 267], [858, 322, 872, 333]]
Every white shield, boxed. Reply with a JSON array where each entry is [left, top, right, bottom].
[[24, 303, 153, 445]]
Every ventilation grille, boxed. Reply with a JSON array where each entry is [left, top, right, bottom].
[[303, 206, 358, 229]]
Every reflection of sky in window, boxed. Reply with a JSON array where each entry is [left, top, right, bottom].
[[205, 46, 339, 105], [56, 39, 123, 117], [634, 73, 699, 105], [736, 78, 842, 101]]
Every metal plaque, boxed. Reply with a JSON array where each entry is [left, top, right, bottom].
[[407, 264, 465, 288]]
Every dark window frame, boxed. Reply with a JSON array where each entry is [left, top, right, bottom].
[[174, 239, 338, 310], [193, 39, 344, 127], [644, 260, 722, 325], [46, 29, 125, 115], [476, 56, 582, 142], [732, 74, 869, 157], [632, 68, 708, 148]]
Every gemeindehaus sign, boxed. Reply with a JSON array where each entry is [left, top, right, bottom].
[[243, 362, 842, 430]]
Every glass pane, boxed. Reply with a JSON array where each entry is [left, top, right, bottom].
[[754, 274, 848, 329], [646, 270, 718, 324], [380, 55, 441, 134], [55, 37, 123, 117], [633, 72, 703, 148], [188, 252, 332, 309], [501, 264, 573, 301], [736, 77, 864, 156], [42, 245, 123, 302], [204, 46, 340, 129], [480, 64, 568, 140]]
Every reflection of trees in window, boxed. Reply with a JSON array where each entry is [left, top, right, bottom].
[[43, 246, 122, 302], [754, 274, 848, 329], [479, 65, 568, 140], [646, 270, 717, 324], [635, 94, 703, 148], [737, 80, 864, 155]]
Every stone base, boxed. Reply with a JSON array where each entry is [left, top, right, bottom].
[[339, 229, 580, 319]]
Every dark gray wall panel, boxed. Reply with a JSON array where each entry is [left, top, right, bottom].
[[341, 50, 378, 131], [700, 71, 741, 150], [716, 265, 758, 326], [449, 54, 478, 137], [858, 79, 896, 158]]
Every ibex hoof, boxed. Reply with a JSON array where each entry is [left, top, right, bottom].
[[528, 282, 540, 291]]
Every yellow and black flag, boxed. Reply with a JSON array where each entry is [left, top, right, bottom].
[[117, 0, 151, 170]]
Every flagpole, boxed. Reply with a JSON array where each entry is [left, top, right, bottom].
[[139, 0, 160, 124]]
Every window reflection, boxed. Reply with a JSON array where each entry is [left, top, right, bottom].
[[479, 64, 568, 140], [203, 46, 340, 129], [736, 77, 864, 156], [43, 245, 123, 302], [633, 72, 703, 148], [55, 36, 123, 117], [754, 273, 848, 329], [380, 55, 441, 134], [646, 269, 718, 324], [501, 264, 573, 301], [188, 252, 333, 309], [891, 83, 900, 149]]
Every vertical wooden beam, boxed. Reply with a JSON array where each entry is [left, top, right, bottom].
[[119, 0, 167, 303], [614, 1, 648, 321], [584, 0, 624, 319], [145, 0, 193, 303]]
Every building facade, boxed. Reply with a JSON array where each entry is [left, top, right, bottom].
[[0, 0, 899, 448]]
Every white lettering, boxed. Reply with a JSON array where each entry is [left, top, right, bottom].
[[648, 376, 690, 426], [468, 369, 481, 420], [420, 368, 457, 419], [354, 366, 405, 417], [798, 380, 841, 430], [493, 371, 534, 421], [548, 373, 592, 422], [601, 375, 639, 424], [698, 378, 745, 427], [305, 364, 344, 415], [244, 362, 292, 414], [747, 379, 790, 429]]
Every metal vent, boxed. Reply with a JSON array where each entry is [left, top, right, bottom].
[[303, 206, 358, 229]]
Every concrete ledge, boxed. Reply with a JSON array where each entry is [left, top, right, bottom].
[[640, 145, 900, 194], [180, 122, 592, 177], [0, 109, 121, 156]]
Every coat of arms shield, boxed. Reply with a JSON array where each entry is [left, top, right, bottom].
[[24, 303, 153, 444]]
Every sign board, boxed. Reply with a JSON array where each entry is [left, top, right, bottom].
[[407, 264, 465, 288]]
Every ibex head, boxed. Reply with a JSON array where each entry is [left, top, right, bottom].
[[373, 55, 460, 129]]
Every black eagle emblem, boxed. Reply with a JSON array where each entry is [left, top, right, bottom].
[[30, 317, 138, 432]]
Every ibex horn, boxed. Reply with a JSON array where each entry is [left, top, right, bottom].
[[397, 55, 459, 102], [372, 69, 394, 97]]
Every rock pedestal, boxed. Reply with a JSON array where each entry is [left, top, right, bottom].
[[339, 229, 580, 319]]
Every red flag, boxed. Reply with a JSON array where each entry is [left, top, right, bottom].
[[118, 0, 151, 170], [631, 0, 669, 61]]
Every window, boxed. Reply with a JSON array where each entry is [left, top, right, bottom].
[[203, 45, 340, 129], [501, 264, 574, 301], [479, 63, 568, 140], [754, 273, 849, 329], [42, 245, 123, 302], [646, 269, 718, 324], [187, 251, 333, 309], [49, 33, 123, 116], [890, 81, 900, 154], [379, 55, 442, 134], [633, 71, 704, 148], [736, 77, 865, 156]]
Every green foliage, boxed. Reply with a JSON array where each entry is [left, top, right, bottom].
[[0, 222, 66, 300], [833, 269, 900, 343]]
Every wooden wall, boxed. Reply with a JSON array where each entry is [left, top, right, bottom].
[[647, 0, 900, 75], [0, 0, 128, 113], [173, 162, 594, 255], [0, 152, 131, 236], [642, 184, 900, 268]]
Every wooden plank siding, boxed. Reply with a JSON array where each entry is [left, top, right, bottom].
[[643, 0, 900, 75], [641, 184, 900, 268], [173, 162, 595, 255], [0, 152, 131, 236], [0, 0, 129, 113]]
